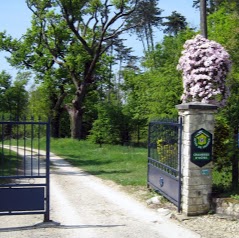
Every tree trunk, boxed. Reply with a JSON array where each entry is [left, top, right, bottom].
[[50, 87, 67, 138], [51, 110, 62, 138], [65, 94, 83, 140], [66, 106, 83, 139], [200, 0, 208, 38]]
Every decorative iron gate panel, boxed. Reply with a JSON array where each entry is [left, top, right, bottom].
[[0, 118, 50, 221], [147, 118, 182, 212]]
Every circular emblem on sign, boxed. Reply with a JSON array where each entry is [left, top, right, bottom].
[[194, 131, 211, 149]]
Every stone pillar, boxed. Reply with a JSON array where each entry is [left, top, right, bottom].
[[176, 102, 218, 216]]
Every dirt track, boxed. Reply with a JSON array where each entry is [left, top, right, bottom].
[[0, 152, 199, 238]]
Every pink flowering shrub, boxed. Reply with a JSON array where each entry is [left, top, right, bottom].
[[177, 35, 231, 107]]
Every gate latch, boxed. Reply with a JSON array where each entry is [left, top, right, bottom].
[[159, 177, 164, 187]]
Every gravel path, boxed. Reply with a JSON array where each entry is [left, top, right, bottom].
[[0, 152, 199, 238], [181, 214, 239, 238]]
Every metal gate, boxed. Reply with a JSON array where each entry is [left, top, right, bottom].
[[147, 118, 182, 212], [0, 117, 50, 221]]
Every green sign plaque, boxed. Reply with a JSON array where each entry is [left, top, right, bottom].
[[191, 128, 212, 167]]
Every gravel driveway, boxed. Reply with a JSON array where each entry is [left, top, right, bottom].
[[0, 152, 199, 238]]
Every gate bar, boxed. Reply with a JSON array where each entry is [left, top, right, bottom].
[[178, 116, 183, 213], [44, 119, 51, 222]]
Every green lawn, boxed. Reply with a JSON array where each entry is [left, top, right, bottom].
[[0, 149, 22, 183], [50, 138, 148, 186]]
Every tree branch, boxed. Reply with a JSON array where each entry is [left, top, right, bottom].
[[59, 1, 93, 56]]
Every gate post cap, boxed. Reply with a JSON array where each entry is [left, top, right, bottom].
[[176, 102, 218, 110]]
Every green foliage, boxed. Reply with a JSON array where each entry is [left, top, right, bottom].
[[0, 0, 142, 139], [193, 0, 239, 13], [125, 0, 163, 52], [117, 30, 197, 147], [28, 86, 51, 119], [122, 29, 196, 125], [207, 3, 239, 188], [230, 194, 239, 200], [88, 100, 132, 145], [111, 0, 128, 9], [0, 71, 29, 118], [208, 3, 239, 64], [162, 11, 188, 36], [212, 169, 232, 194], [213, 117, 231, 171]]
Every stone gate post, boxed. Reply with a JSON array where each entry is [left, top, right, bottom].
[[176, 102, 218, 215]]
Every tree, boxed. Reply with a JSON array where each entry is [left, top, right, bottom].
[[126, 0, 163, 52], [0, 71, 29, 118], [193, 0, 239, 13], [162, 11, 188, 36], [0, 21, 72, 137], [143, 31, 196, 119], [122, 69, 151, 143], [193, 0, 220, 12], [207, 3, 239, 189], [200, 0, 208, 38], [88, 99, 132, 145], [120, 30, 196, 144], [27, 74, 70, 137], [0, 0, 140, 139]]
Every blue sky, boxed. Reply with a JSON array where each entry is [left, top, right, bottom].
[[0, 1, 31, 74], [0, 0, 200, 77]]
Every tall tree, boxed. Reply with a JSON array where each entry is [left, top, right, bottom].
[[162, 11, 188, 36], [0, 0, 140, 139], [126, 0, 163, 52]]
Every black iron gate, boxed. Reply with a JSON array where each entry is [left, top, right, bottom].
[[147, 118, 182, 212], [0, 117, 50, 221]]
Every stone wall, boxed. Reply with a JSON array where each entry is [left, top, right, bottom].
[[213, 198, 239, 218]]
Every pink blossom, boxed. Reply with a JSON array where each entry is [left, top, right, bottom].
[[177, 34, 231, 107]]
